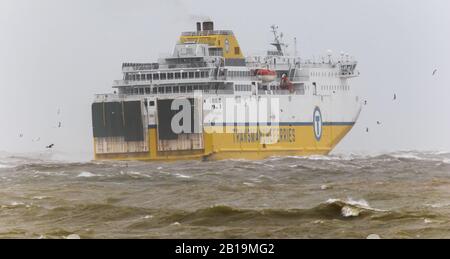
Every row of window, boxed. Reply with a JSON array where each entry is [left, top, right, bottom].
[[227, 70, 252, 78], [124, 84, 350, 96], [320, 85, 350, 91], [125, 85, 215, 95], [235, 84, 252, 92], [311, 71, 340, 77], [125, 71, 211, 81]]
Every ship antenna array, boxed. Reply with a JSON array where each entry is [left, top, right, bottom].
[[270, 25, 288, 55], [294, 37, 298, 57]]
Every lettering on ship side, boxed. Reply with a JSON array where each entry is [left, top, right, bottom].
[[233, 128, 296, 144]]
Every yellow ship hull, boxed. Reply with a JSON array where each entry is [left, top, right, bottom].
[[94, 124, 354, 161]]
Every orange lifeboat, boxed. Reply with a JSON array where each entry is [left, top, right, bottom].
[[255, 69, 277, 83], [280, 74, 294, 92]]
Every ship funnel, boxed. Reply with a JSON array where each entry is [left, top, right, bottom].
[[202, 21, 214, 31], [196, 22, 202, 32]]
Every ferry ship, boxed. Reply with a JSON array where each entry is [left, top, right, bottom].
[[91, 21, 361, 161]]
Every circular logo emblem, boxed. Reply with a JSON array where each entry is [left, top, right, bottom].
[[313, 107, 323, 141]]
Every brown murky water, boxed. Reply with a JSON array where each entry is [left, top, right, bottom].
[[1, 151, 450, 239]]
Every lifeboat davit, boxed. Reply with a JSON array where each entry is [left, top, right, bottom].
[[256, 69, 277, 83]]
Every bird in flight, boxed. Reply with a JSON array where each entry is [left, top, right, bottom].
[[393, 94, 397, 101], [46, 144, 55, 149], [377, 121, 382, 125], [432, 69, 438, 76]]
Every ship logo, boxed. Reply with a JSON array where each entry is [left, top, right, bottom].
[[313, 107, 323, 141]]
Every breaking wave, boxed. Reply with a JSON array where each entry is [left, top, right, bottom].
[[163, 199, 387, 226]]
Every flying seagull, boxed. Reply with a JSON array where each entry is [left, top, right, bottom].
[[366, 127, 369, 133], [46, 144, 55, 149], [19, 134, 23, 138], [377, 121, 382, 125], [432, 69, 438, 76], [393, 94, 397, 101]]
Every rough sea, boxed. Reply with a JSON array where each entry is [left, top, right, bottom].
[[1, 151, 450, 239]]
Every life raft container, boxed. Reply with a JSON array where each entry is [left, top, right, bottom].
[[255, 69, 277, 83]]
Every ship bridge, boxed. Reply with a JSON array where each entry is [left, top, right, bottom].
[[179, 21, 245, 66]]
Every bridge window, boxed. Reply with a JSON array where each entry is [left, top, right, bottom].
[[160, 73, 167, 80], [158, 87, 165, 94], [175, 72, 181, 79], [145, 88, 151, 94], [153, 74, 160, 80], [166, 87, 172, 93], [195, 71, 200, 78], [182, 72, 188, 79], [189, 72, 195, 78], [139, 88, 144, 95], [180, 86, 186, 93], [168, 73, 174, 80], [173, 86, 180, 93]]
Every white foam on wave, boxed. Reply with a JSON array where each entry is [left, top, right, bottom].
[[10, 202, 25, 207], [341, 206, 361, 217], [427, 202, 450, 209], [77, 172, 99, 178], [391, 153, 423, 160], [175, 173, 192, 179], [0, 163, 14, 169], [428, 151, 450, 156], [305, 155, 334, 161], [327, 198, 369, 208], [385, 151, 450, 164], [66, 234, 81, 239], [367, 234, 381, 239], [321, 184, 331, 190], [326, 198, 386, 218], [31, 196, 50, 200]]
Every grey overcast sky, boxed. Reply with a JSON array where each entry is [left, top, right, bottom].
[[0, 0, 449, 159]]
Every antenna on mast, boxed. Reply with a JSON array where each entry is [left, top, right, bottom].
[[270, 25, 286, 56], [294, 37, 298, 57]]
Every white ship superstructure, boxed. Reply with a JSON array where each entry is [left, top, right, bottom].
[[92, 21, 361, 161]]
